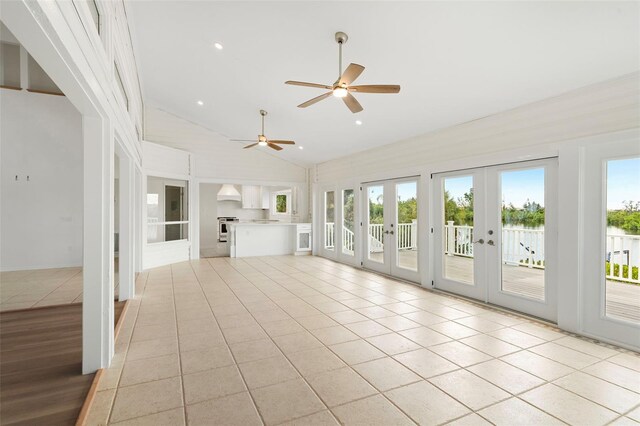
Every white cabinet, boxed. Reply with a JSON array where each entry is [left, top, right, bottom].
[[261, 188, 270, 209], [242, 185, 269, 209], [295, 224, 312, 254]]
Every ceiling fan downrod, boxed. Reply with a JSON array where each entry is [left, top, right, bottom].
[[335, 31, 348, 81]]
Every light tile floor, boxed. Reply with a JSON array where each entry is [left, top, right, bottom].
[[87, 256, 640, 425], [0, 263, 119, 311]]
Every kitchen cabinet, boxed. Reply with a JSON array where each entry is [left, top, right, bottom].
[[295, 224, 312, 253], [242, 185, 269, 209]]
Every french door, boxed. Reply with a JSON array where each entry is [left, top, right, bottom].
[[362, 178, 420, 282], [434, 159, 558, 322], [582, 138, 639, 349]]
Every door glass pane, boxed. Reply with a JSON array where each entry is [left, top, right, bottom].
[[397, 182, 418, 271], [324, 191, 335, 251], [368, 185, 384, 263], [501, 168, 545, 300], [443, 176, 474, 284], [342, 189, 355, 256], [605, 157, 640, 323]]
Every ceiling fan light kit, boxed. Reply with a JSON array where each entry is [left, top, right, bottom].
[[285, 31, 401, 113], [230, 110, 296, 151]]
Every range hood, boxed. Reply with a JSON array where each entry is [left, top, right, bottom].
[[217, 184, 241, 202]]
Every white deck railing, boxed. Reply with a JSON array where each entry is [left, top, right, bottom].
[[325, 222, 418, 254], [327, 221, 639, 284], [607, 233, 640, 284], [343, 226, 355, 253], [443, 222, 639, 284], [325, 223, 335, 249]]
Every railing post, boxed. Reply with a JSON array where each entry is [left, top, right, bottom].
[[446, 221, 455, 256], [411, 220, 417, 249]]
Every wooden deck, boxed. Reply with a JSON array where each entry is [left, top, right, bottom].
[[368, 251, 640, 323], [0, 302, 125, 425]]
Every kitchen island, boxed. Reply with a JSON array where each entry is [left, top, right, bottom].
[[229, 222, 312, 258]]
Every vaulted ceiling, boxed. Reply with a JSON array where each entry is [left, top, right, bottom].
[[127, 1, 639, 165]]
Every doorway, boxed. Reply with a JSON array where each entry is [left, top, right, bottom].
[[362, 178, 420, 283], [434, 159, 558, 321]]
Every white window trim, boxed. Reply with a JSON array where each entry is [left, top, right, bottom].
[[272, 190, 292, 216]]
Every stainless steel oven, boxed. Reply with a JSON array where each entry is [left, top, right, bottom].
[[218, 217, 239, 242]]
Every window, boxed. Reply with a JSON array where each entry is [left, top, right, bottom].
[[115, 62, 129, 111], [0, 42, 20, 88], [147, 176, 189, 243], [272, 191, 290, 215]]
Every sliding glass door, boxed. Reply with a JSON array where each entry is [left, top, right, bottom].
[[362, 178, 420, 282]]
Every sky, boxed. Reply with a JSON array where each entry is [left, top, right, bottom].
[[607, 157, 640, 210], [445, 168, 545, 209]]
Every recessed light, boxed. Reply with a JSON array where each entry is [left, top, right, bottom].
[[298, 146, 304, 150], [214, 42, 223, 50], [355, 120, 362, 125], [197, 100, 204, 106]]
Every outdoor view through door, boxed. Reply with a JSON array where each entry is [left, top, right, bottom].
[[324, 191, 335, 251], [342, 189, 355, 256], [501, 168, 545, 300], [367, 185, 384, 263], [443, 176, 474, 285], [396, 181, 418, 271], [363, 180, 420, 282], [605, 157, 640, 324]]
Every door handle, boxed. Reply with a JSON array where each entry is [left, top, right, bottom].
[[487, 240, 495, 246], [384, 230, 389, 234], [389, 230, 394, 235], [472, 239, 484, 244], [384, 230, 395, 235]]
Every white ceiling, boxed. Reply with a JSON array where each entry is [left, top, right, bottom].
[[127, 1, 639, 165]]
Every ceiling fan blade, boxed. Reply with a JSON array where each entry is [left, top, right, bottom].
[[343, 92, 363, 114], [349, 85, 401, 94], [243, 143, 259, 149], [298, 92, 332, 108], [267, 143, 283, 151], [285, 80, 332, 89], [231, 139, 258, 142], [339, 63, 365, 85], [268, 140, 295, 145]]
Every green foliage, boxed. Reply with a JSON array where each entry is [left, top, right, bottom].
[[367, 197, 417, 225], [605, 262, 639, 282], [444, 190, 474, 225], [275, 194, 287, 213], [343, 190, 355, 231], [503, 200, 545, 227], [325, 192, 335, 222], [607, 201, 640, 234]]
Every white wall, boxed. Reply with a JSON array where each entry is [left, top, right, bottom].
[[1, 89, 82, 270], [315, 73, 639, 183], [145, 107, 307, 183]]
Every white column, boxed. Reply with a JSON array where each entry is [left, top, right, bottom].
[[83, 116, 114, 374], [118, 154, 134, 300], [134, 168, 143, 273]]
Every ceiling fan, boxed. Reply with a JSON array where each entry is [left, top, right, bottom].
[[285, 31, 400, 114], [231, 110, 295, 151]]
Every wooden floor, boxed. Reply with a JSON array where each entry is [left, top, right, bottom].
[[0, 302, 125, 426]]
